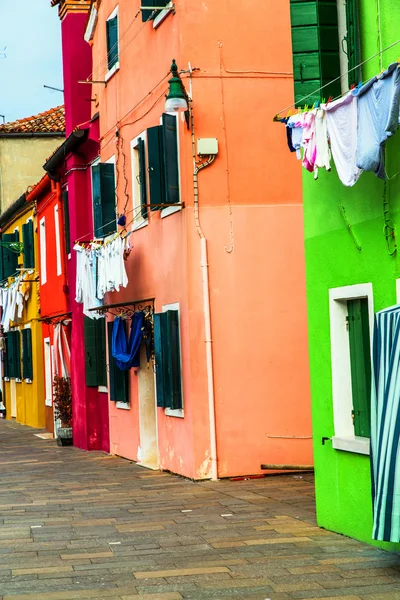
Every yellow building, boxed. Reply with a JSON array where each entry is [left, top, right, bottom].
[[0, 194, 45, 428], [0, 106, 65, 212]]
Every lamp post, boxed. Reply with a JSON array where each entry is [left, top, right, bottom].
[[165, 60, 190, 128]]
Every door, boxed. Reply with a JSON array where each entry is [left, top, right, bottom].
[[138, 344, 158, 469], [10, 380, 17, 418]]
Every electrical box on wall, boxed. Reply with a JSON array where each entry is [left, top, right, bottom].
[[197, 138, 219, 156]]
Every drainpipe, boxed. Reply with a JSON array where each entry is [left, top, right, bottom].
[[191, 105, 218, 480]]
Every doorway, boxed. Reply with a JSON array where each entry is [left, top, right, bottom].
[[138, 344, 158, 470]]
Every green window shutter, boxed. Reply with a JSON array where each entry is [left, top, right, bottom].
[[347, 299, 372, 438], [3, 233, 19, 279], [106, 15, 119, 70], [92, 163, 116, 238], [8, 331, 21, 380], [290, 0, 341, 105], [15, 330, 21, 380], [84, 317, 98, 387], [162, 114, 180, 204], [7, 332, 14, 379], [95, 318, 107, 387], [63, 190, 71, 255], [141, 0, 169, 22], [138, 137, 148, 219], [154, 310, 182, 410], [3, 333, 8, 379], [345, 0, 360, 87], [22, 328, 33, 380], [107, 321, 129, 402], [147, 125, 165, 210], [0, 235, 4, 283], [22, 221, 34, 269]]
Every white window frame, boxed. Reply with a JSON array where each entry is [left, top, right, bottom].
[[84, 3, 98, 42], [105, 6, 120, 83], [329, 283, 374, 456], [130, 130, 149, 231], [153, 2, 174, 29], [116, 401, 130, 410], [39, 217, 47, 285], [44, 337, 52, 407], [160, 113, 182, 219], [162, 302, 184, 418], [54, 204, 62, 277]]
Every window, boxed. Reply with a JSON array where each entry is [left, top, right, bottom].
[[40, 218, 47, 285], [107, 321, 129, 402], [106, 7, 119, 78], [22, 220, 34, 269], [329, 283, 373, 455], [22, 328, 33, 381], [91, 161, 117, 238], [5, 330, 21, 380], [0, 231, 20, 281], [63, 189, 71, 255], [131, 132, 148, 225], [141, 0, 172, 27], [44, 338, 52, 407], [289, 0, 360, 105], [154, 307, 183, 412], [54, 205, 62, 277], [84, 317, 107, 387], [147, 113, 180, 210]]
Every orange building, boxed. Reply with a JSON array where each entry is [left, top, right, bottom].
[[84, 0, 312, 478]]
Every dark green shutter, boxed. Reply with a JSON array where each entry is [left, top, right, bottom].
[[22, 221, 34, 269], [162, 114, 180, 204], [141, 0, 169, 22], [290, 0, 341, 105], [106, 16, 119, 70], [3, 333, 8, 379], [147, 125, 165, 209], [7, 332, 14, 378], [92, 163, 116, 238], [8, 330, 21, 380], [0, 235, 4, 283], [154, 310, 182, 410], [107, 321, 129, 402], [22, 328, 33, 381], [345, 0, 360, 86], [347, 299, 371, 438], [138, 137, 148, 219], [84, 317, 98, 387], [95, 319, 107, 387], [63, 190, 71, 254], [3, 233, 19, 279]]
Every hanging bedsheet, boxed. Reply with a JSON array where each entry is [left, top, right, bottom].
[[0, 275, 31, 332], [371, 304, 400, 542]]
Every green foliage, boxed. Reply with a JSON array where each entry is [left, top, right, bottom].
[[53, 376, 72, 428]]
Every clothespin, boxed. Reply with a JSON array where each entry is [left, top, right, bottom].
[[315, 100, 319, 108], [327, 96, 333, 105]]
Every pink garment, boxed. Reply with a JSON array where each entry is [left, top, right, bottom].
[[302, 111, 317, 173]]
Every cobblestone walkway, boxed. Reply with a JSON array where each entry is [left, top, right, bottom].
[[0, 421, 399, 599]]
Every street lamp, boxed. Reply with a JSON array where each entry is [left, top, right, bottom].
[[165, 60, 189, 113]]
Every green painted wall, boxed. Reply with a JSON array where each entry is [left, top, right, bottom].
[[304, 0, 400, 549]]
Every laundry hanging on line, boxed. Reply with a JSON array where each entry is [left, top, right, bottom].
[[111, 312, 144, 371], [0, 274, 31, 332], [281, 62, 400, 187], [74, 234, 129, 320]]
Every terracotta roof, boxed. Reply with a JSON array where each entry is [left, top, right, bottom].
[[0, 106, 65, 135]]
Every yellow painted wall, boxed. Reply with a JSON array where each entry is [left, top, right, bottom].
[[3, 206, 45, 428], [0, 137, 62, 212]]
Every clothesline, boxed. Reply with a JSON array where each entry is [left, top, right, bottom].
[[274, 39, 400, 119]]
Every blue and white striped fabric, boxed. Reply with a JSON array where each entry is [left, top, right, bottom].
[[371, 305, 400, 542]]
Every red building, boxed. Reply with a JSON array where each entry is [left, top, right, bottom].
[[26, 175, 70, 435]]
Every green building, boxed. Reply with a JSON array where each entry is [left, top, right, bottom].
[[289, 0, 400, 549]]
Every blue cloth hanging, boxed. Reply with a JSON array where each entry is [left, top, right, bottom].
[[112, 313, 144, 371]]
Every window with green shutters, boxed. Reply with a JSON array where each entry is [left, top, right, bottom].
[[3, 232, 20, 279], [22, 328, 33, 381], [84, 317, 107, 387], [107, 321, 129, 402], [22, 221, 34, 269], [91, 162, 117, 238], [147, 114, 180, 208], [3, 333, 8, 379], [6, 330, 21, 380], [344, 0, 361, 87], [347, 298, 372, 438], [63, 190, 71, 255], [106, 12, 119, 71], [141, 0, 170, 22], [154, 309, 182, 410]]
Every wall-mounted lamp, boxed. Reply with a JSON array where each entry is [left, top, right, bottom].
[[165, 59, 189, 113]]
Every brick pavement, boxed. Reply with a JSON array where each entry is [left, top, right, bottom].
[[0, 421, 399, 599]]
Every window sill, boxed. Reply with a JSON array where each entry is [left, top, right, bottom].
[[332, 436, 370, 456], [161, 204, 182, 219], [153, 7, 173, 28], [25, 379, 32, 384], [132, 219, 148, 232], [98, 386, 108, 394], [116, 401, 130, 410], [4, 378, 9, 382], [45, 399, 52, 408], [105, 62, 120, 83], [165, 408, 184, 418]]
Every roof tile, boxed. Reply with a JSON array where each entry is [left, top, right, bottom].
[[0, 105, 65, 135]]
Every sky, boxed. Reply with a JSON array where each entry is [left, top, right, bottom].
[[0, 1, 63, 123]]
